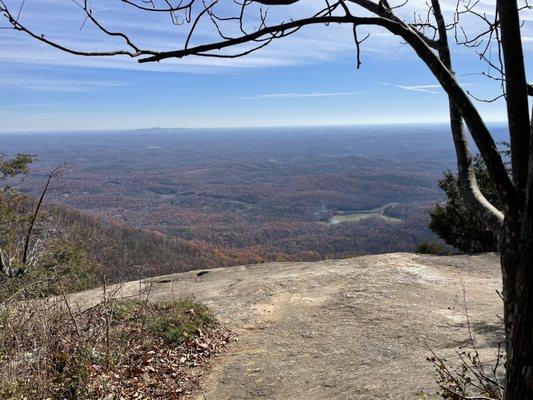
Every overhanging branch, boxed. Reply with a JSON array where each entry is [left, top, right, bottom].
[[138, 15, 393, 62]]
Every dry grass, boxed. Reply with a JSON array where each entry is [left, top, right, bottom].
[[0, 288, 234, 399]]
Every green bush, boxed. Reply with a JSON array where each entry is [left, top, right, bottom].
[[143, 299, 215, 345], [416, 241, 445, 255]]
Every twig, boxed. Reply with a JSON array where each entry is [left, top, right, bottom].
[[61, 289, 80, 336]]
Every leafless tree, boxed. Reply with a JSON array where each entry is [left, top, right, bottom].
[[1, 0, 532, 397], [22, 165, 63, 265], [0, 164, 63, 275]]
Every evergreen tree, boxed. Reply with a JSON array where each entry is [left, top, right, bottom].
[[429, 155, 502, 253]]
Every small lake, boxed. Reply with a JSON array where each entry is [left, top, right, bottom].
[[325, 203, 402, 225]]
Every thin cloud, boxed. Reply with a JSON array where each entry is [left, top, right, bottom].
[[0, 76, 125, 92], [241, 91, 364, 100], [5, 102, 62, 109], [395, 84, 441, 94], [380, 81, 475, 95]]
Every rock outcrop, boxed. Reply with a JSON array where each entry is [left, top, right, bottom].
[[71, 252, 503, 399]]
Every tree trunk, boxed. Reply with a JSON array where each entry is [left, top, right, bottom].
[[501, 211, 533, 399], [496, 0, 530, 196], [505, 109, 533, 397], [503, 257, 533, 399]]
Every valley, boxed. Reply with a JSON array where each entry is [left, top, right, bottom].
[[0, 124, 509, 277]]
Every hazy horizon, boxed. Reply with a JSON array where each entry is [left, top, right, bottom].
[[0, 120, 509, 135]]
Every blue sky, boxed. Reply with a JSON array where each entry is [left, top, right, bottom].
[[0, 0, 530, 132]]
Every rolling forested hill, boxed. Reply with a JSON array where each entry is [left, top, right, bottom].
[[1, 124, 509, 278], [42, 203, 269, 282]]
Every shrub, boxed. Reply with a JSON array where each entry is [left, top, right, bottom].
[[426, 345, 504, 399], [424, 282, 505, 399], [0, 293, 231, 399], [416, 241, 446, 255], [147, 299, 216, 345]]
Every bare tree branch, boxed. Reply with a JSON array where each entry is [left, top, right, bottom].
[[22, 165, 63, 265]]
